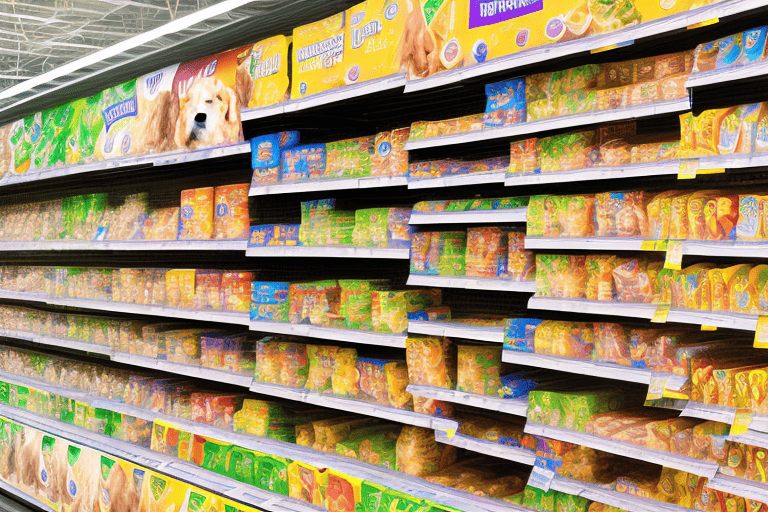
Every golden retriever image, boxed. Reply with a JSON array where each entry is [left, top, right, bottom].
[[174, 76, 241, 151], [132, 88, 180, 155], [15, 428, 43, 496], [235, 52, 255, 111], [39, 435, 69, 508], [0, 422, 19, 482], [65, 448, 101, 512], [99, 461, 141, 512]]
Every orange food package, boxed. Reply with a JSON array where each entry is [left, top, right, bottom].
[[372, 128, 409, 177], [214, 184, 250, 239], [180, 187, 214, 240]]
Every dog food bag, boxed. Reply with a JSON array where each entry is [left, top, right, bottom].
[[372, 127, 410, 177], [250, 282, 289, 321], [483, 78, 526, 127], [396, 425, 456, 477], [133, 64, 180, 155], [281, 144, 326, 181], [65, 94, 104, 166], [96, 80, 140, 161], [291, 9, 348, 99], [214, 184, 250, 239], [179, 187, 214, 240], [288, 461, 327, 506], [243, 35, 291, 108], [344, 0, 408, 88], [457, 343, 502, 396], [172, 45, 247, 150]]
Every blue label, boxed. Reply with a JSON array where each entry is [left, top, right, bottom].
[[385, 3, 398, 19], [41, 469, 48, 483], [216, 203, 229, 217], [300, 82, 307, 95], [378, 141, 391, 157], [102, 96, 138, 133], [121, 133, 131, 154], [69, 480, 77, 497], [181, 206, 194, 220], [472, 40, 488, 63]]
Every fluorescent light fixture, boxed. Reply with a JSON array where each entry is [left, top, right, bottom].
[[0, 0, 257, 102]]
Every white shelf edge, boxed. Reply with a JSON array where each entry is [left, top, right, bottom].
[[403, 0, 765, 94], [687, 60, 768, 89], [248, 320, 406, 347], [404, 98, 690, 150], [679, 401, 737, 424], [527, 297, 657, 319], [245, 245, 409, 259], [525, 422, 719, 480], [435, 430, 536, 466], [407, 384, 528, 417], [501, 350, 652, 385], [0, 240, 248, 252], [408, 320, 505, 343], [409, 207, 527, 225], [707, 475, 768, 505], [407, 274, 536, 293], [407, 171, 506, 189], [524, 237, 645, 251], [505, 161, 680, 187], [682, 240, 768, 258], [549, 475, 693, 512], [249, 176, 408, 196]]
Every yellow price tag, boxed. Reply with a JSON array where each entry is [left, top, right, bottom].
[[688, 18, 719, 30], [664, 241, 683, 270], [730, 409, 752, 436], [646, 375, 665, 400], [652, 305, 670, 324], [445, 429, 456, 439], [641, 240, 656, 251], [698, 167, 725, 175], [755, 316, 768, 348], [678, 159, 699, 179], [701, 325, 717, 331], [655, 240, 668, 251]]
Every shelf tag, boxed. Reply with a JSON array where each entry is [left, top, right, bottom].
[[445, 429, 456, 439], [678, 159, 699, 179], [664, 241, 683, 270], [655, 240, 668, 251], [652, 305, 670, 324], [755, 316, 768, 349], [698, 167, 725, 175], [528, 465, 555, 492], [730, 409, 752, 436], [688, 18, 719, 30], [647, 374, 665, 401], [701, 325, 717, 331], [591, 40, 634, 54], [640, 240, 657, 251]]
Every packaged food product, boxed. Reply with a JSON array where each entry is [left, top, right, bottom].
[[483, 78, 526, 127], [466, 227, 508, 278], [405, 336, 456, 389], [332, 348, 359, 398], [214, 184, 250, 239], [305, 345, 338, 393], [396, 426, 456, 477], [179, 187, 214, 240], [250, 282, 289, 322], [457, 344, 502, 396]]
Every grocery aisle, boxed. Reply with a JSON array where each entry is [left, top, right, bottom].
[[0, 2, 767, 512]]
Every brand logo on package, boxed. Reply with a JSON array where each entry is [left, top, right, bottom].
[[146, 71, 165, 95], [102, 96, 138, 132], [469, 0, 543, 28], [351, 20, 383, 49]]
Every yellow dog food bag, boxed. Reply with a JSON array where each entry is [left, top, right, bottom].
[[140, 471, 189, 512], [96, 80, 140, 161], [292, 9, 348, 99], [245, 35, 292, 108]]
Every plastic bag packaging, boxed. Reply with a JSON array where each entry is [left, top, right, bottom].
[[456, 343, 502, 396], [395, 425, 457, 477]]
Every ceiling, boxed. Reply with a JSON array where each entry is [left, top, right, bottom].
[[0, 0, 359, 125]]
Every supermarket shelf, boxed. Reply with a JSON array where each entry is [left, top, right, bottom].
[[241, 73, 407, 121], [525, 422, 719, 479], [407, 274, 536, 293], [246, 245, 409, 259], [403, 0, 764, 93], [0, 289, 50, 304], [45, 297, 251, 326], [502, 350, 652, 385], [0, 480, 55, 512], [698, 151, 768, 171], [403, 98, 690, 151], [249, 380, 457, 432], [110, 352, 254, 388], [409, 207, 527, 225], [408, 320, 504, 343], [407, 384, 528, 417], [0, 143, 251, 187], [527, 297, 657, 320], [249, 320, 406, 347], [407, 171, 506, 189], [505, 161, 680, 187], [526, 237, 768, 259], [687, 60, 768, 89], [434, 430, 536, 466], [680, 401, 738, 424], [747, 414, 768, 435], [549, 474, 694, 512], [30, 333, 112, 356], [528, 297, 759, 331], [524, 237, 645, 252], [707, 475, 768, 505], [0, 403, 317, 512], [0, 239, 248, 252], [728, 424, 768, 450], [249, 176, 408, 196]]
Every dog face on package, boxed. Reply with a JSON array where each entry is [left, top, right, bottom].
[[172, 48, 249, 151], [99, 456, 143, 512]]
